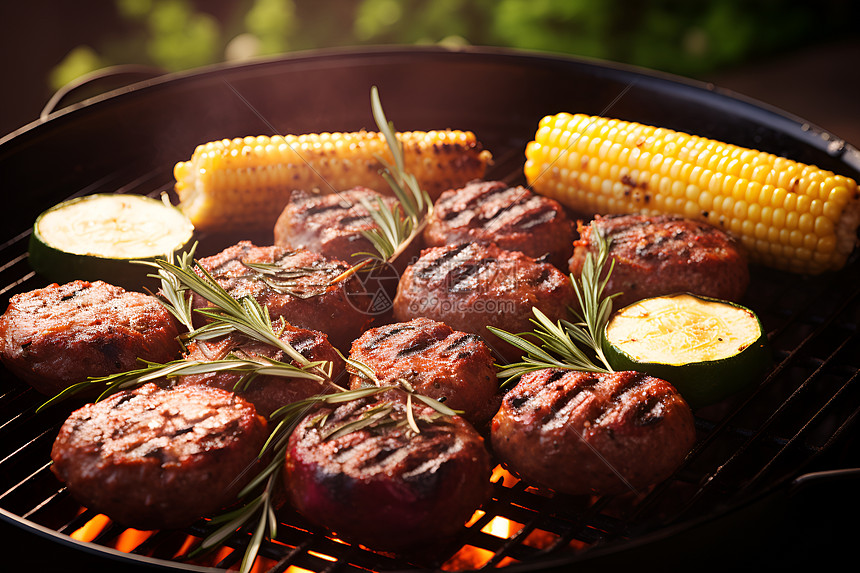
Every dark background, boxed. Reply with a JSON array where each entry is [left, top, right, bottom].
[[2, 1, 860, 145]]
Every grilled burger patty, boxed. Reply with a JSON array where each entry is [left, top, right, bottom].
[[192, 241, 371, 352], [424, 180, 575, 269], [570, 214, 749, 309], [348, 317, 500, 427], [491, 369, 696, 495], [393, 242, 576, 363], [179, 324, 346, 418], [274, 187, 400, 262], [284, 395, 493, 552], [50, 383, 269, 530], [0, 280, 181, 396]]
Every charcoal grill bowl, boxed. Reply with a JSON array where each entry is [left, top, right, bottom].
[[1, 45, 858, 572]]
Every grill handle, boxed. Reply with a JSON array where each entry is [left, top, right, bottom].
[[40, 64, 165, 120], [788, 467, 860, 511], [790, 467, 860, 492]]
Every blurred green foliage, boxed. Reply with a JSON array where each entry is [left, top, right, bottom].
[[50, 0, 860, 90]]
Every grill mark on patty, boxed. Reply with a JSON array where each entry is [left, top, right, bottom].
[[591, 373, 652, 427], [541, 375, 599, 423], [439, 182, 510, 218], [112, 393, 137, 409], [287, 331, 318, 353], [476, 193, 530, 226], [395, 336, 441, 358], [358, 444, 402, 469], [337, 214, 370, 227], [444, 333, 481, 352], [361, 324, 418, 349], [403, 442, 457, 476], [509, 204, 558, 230], [413, 244, 471, 280], [302, 201, 355, 216], [609, 372, 648, 403], [509, 394, 531, 409], [545, 370, 568, 384], [633, 395, 666, 426], [527, 268, 551, 286], [466, 182, 510, 205], [59, 287, 87, 302], [142, 447, 166, 462], [446, 258, 495, 292]]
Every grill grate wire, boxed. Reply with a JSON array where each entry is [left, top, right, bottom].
[[0, 147, 858, 572]]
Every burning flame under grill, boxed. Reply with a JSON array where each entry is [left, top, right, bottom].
[[61, 466, 559, 572]]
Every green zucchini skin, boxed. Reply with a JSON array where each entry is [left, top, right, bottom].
[[603, 294, 772, 409], [28, 194, 194, 291], [28, 234, 166, 291]]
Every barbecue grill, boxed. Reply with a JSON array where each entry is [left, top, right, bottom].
[[1, 46, 858, 572]]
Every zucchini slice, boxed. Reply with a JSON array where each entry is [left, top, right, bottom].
[[603, 293, 771, 408], [28, 194, 195, 290]]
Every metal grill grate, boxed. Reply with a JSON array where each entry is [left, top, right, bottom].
[[0, 137, 858, 572]]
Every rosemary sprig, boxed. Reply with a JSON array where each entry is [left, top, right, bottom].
[[193, 374, 457, 573], [35, 354, 327, 412], [149, 256, 312, 368], [240, 260, 339, 299], [568, 225, 618, 371], [359, 86, 434, 261], [137, 242, 198, 333], [489, 227, 619, 386]]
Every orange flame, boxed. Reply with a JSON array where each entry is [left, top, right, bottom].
[[114, 528, 155, 553], [491, 465, 520, 487], [70, 513, 111, 543], [481, 516, 522, 539]]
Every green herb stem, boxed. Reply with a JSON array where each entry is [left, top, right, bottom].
[[492, 227, 618, 385]]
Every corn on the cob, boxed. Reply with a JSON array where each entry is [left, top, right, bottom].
[[174, 130, 492, 232], [524, 112, 860, 274]]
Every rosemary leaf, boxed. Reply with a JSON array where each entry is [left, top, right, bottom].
[[405, 393, 419, 434], [199, 496, 263, 545], [38, 356, 325, 411], [486, 325, 560, 364], [320, 403, 393, 440], [136, 242, 198, 333], [412, 393, 460, 417], [151, 257, 311, 368], [492, 228, 618, 385], [240, 503, 268, 573], [357, 86, 433, 261]]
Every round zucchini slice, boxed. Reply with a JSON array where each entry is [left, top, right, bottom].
[[603, 293, 771, 409], [28, 194, 195, 291]]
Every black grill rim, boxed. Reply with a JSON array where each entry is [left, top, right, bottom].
[[0, 45, 858, 572]]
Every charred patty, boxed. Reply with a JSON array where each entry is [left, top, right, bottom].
[[192, 241, 371, 352], [0, 280, 181, 396], [348, 317, 500, 428], [491, 368, 696, 496], [570, 214, 749, 309], [392, 242, 576, 363], [50, 383, 269, 530], [424, 180, 575, 269], [274, 187, 400, 262], [284, 394, 492, 553]]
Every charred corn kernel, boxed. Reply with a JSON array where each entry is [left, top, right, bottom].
[[525, 113, 860, 274], [174, 130, 493, 232]]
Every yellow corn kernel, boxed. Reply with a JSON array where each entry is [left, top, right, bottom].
[[524, 112, 860, 274], [175, 129, 492, 232]]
